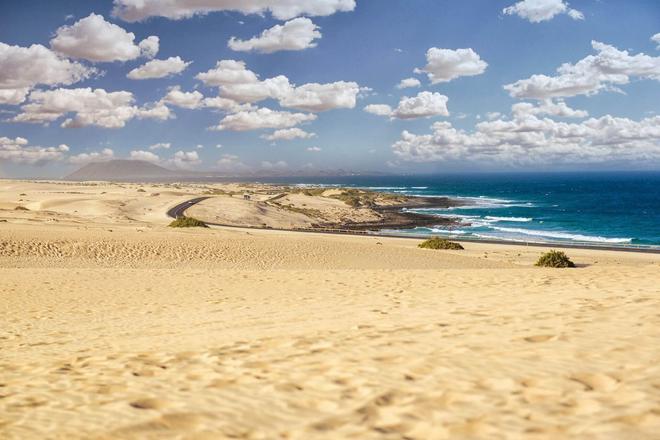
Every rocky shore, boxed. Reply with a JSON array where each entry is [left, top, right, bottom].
[[318, 195, 462, 231]]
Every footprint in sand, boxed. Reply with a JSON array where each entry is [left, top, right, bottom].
[[571, 373, 619, 392], [129, 397, 169, 410], [116, 412, 202, 435], [524, 334, 557, 343]]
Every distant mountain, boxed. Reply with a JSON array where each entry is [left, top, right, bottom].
[[66, 160, 185, 181]]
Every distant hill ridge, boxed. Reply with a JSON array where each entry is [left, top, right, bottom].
[[66, 160, 184, 181]]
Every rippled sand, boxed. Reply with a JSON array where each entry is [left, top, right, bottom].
[[1, 180, 660, 439]]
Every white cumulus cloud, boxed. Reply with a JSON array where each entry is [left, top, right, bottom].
[[50, 13, 158, 62], [13, 87, 170, 128], [196, 59, 360, 112], [170, 150, 201, 169], [0, 136, 70, 165], [228, 17, 321, 53], [0, 88, 30, 106], [652, 33, 660, 50], [212, 107, 316, 131], [161, 86, 205, 109], [138, 36, 160, 58], [414, 47, 488, 84], [203, 95, 255, 112], [279, 81, 360, 112], [503, 0, 583, 23], [504, 41, 660, 100], [196, 60, 291, 103], [364, 92, 449, 120], [149, 142, 171, 150], [127, 56, 191, 80], [396, 77, 421, 89], [129, 150, 160, 162], [392, 92, 449, 119], [261, 127, 316, 141], [0, 42, 94, 104], [113, 0, 356, 22], [137, 102, 173, 120], [511, 100, 588, 119], [364, 104, 393, 117], [392, 104, 660, 166]]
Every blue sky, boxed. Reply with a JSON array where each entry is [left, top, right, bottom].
[[1, 0, 659, 177]]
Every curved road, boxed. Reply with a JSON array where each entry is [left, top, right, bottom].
[[166, 197, 211, 219], [165, 197, 660, 253]]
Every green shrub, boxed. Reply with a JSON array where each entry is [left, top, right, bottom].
[[418, 237, 464, 250], [168, 216, 208, 228], [535, 250, 575, 268]]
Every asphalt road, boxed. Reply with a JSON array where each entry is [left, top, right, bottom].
[[166, 197, 211, 219]]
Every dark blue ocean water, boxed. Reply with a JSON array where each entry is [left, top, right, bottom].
[[260, 172, 660, 248]]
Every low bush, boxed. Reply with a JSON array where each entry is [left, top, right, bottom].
[[14, 206, 29, 211], [535, 250, 575, 268], [168, 216, 208, 228], [418, 237, 464, 250]]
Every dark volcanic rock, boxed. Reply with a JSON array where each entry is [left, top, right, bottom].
[[320, 195, 464, 231]]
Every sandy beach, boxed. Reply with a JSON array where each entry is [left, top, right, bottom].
[[1, 180, 660, 439]]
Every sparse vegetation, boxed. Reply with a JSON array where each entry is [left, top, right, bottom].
[[299, 188, 326, 197], [203, 188, 236, 196], [328, 189, 364, 207], [274, 186, 409, 209], [328, 188, 406, 208], [168, 216, 208, 228], [137, 188, 146, 192], [535, 250, 575, 268], [271, 201, 324, 218], [418, 237, 464, 250], [14, 206, 29, 211]]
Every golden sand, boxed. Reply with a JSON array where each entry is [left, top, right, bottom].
[[1, 180, 659, 439]]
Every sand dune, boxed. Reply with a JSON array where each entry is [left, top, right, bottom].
[[1, 180, 660, 439]]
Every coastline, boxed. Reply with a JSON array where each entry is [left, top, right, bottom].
[[167, 196, 660, 254], [2, 177, 656, 251], [256, 173, 660, 249]]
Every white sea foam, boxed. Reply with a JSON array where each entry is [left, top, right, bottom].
[[433, 195, 535, 210], [448, 203, 535, 210], [472, 233, 535, 243], [490, 226, 632, 243], [428, 228, 468, 234], [485, 216, 533, 222]]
